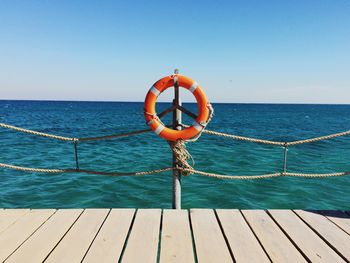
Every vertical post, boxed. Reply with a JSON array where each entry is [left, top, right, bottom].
[[283, 143, 288, 175], [172, 69, 182, 209], [73, 140, 80, 170]]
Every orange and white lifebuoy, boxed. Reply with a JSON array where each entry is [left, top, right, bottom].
[[144, 74, 212, 141]]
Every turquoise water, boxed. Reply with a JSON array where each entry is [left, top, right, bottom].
[[1, 100, 350, 209]]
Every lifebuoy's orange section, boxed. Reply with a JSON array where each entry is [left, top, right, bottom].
[[144, 74, 212, 141]]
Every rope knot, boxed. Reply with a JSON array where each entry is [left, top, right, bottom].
[[168, 139, 194, 176]]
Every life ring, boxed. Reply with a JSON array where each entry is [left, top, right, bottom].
[[144, 74, 212, 141]]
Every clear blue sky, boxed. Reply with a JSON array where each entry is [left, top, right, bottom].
[[1, 0, 349, 103]]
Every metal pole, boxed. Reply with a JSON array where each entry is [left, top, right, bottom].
[[283, 143, 288, 175], [172, 69, 182, 209], [73, 141, 79, 170]]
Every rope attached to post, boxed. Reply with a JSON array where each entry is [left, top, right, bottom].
[[177, 168, 350, 179], [0, 122, 152, 142], [0, 123, 76, 141], [1, 121, 350, 180], [2, 162, 348, 180], [0, 162, 173, 176], [168, 140, 194, 176], [2, 122, 349, 146]]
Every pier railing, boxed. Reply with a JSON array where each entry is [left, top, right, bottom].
[[1, 121, 350, 179], [1, 121, 350, 208]]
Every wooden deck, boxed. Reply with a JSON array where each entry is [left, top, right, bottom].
[[0, 209, 349, 262]]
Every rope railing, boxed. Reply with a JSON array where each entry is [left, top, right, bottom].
[[0, 123, 152, 142], [201, 129, 285, 146], [179, 168, 350, 179], [202, 128, 350, 146], [0, 163, 173, 176], [1, 162, 349, 180], [286, 130, 350, 146], [0, 123, 77, 142], [182, 124, 350, 146], [78, 128, 152, 141], [2, 122, 350, 146], [1, 122, 350, 180]]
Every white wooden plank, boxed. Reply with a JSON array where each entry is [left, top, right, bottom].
[[0, 209, 29, 234], [294, 210, 350, 261], [0, 209, 56, 261], [83, 209, 135, 263], [242, 210, 306, 263], [6, 209, 82, 263], [45, 209, 109, 263], [121, 209, 161, 263], [322, 211, 350, 235], [216, 210, 269, 263], [190, 209, 232, 263], [269, 210, 345, 263], [160, 210, 195, 263]]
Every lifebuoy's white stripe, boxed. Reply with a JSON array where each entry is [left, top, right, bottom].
[[154, 124, 165, 135], [192, 121, 203, 131], [189, 82, 198, 93], [150, 86, 161, 96]]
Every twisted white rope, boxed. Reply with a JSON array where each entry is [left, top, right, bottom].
[[2, 122, 349, 146], [0, 163, 172, 176], [1, 163, 348, 180], [179, 168, 350, 179], [202, 128, 350, 146], [0, 123, 76, 141], [0, 123, 151, 142]]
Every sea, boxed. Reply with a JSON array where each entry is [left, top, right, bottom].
[[1, 100, 350, 209]]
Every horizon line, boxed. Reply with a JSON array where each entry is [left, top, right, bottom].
[[1, 99, 350, 106]]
